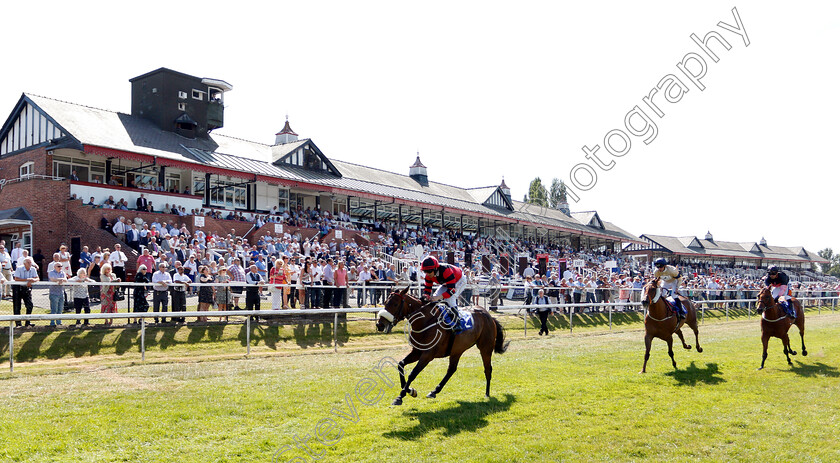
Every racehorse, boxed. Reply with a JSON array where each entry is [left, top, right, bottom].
[[640, 277, 703, 373], [756, 286, 807, 370], [375, 287, 509, 405]]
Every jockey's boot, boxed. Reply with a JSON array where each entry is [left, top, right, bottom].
[[446, 305, 461, 334], [782, 300, 795, 319], [672, 297, 685, 320]]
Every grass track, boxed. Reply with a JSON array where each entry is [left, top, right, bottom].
[[1, 310, 839, 462]]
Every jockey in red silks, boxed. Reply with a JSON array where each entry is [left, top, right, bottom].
[[421, 256, 467, 332]]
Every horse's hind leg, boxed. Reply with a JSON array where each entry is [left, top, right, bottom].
[[428, 352, 462, 399], [797, 317, 807, 357], [667, 336, 677, 370], [641, 333, 653, 373], [675, 328, 691, 350], [482, 349, 493, 398], [689, 311, 703, 353]]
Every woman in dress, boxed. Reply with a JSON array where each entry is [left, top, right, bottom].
[[287, 257, 302, 309], [99, 263, 119, 326], [133, 264, 152, 324], [269, 258, 290, 309], [197, 265, 214, 322], [58, 244, 72, 277], [88, 255, 102, 302], [214, 266, 231, 322], [300, 260, 312, 309]]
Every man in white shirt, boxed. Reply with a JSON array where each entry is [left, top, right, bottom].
[[112, 217, 127, 243], [109, 244, 128, 282], [356, 265, 371, 307], [9, 242, 23, 270], [0, 244, 12, 297], [152, 263, 172, 323]]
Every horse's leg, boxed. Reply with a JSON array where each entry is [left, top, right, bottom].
[[675, 328, 691, 350], [782, 334, 794, 364], [393, 355, 433, 406], [393, 350, 422, 405], [689, 314, 703, 353], [666, 335, 677, 370], [797, 308, 807, 356], [759, 333, 769, 370], [641, 332, 653, 373], [427, 352, 463, 399], [482, 349, 493, 398]]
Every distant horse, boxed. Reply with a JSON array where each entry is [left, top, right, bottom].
[[375, 287, 509, 405], [640, 277, 703, 373], [756, 286, 806, 370]]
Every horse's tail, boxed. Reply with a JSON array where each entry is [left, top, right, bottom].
[[493, 317, 509, 354]]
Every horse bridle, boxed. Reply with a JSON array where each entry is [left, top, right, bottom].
[[377, 292, 407, 330]]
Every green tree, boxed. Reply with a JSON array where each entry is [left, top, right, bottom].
[[549, 178, 567, 209], [818, 248, 840, 276], [527, 177, 548, 207]]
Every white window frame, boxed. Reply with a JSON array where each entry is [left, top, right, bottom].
[[178, 91, 188, 99], [178, 102, 187, 111], [20, 161, 34, 179], [192, 89, 205, 100]]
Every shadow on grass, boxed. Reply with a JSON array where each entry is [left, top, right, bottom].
[[664, 361, 725, 386], [787, 361, 840, 378], [383, 393, 516, 440]]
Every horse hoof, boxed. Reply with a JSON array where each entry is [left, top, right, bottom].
[[757, 366, 764, 371], [639, 370, 646, 374], [802, 350, 808, 357], [409, 388, 417, 398], [485, 394, 490, 399], [696, 347, 703, 353], [685, 345, 692, 350], [791, 351, 797, 356], [392, 398, 403, 406], [427, 392, 436, 399]]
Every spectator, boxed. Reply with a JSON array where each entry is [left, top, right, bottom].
[[228, 257, 246, 310], [48, 263, 67, 326], [245, 264, 264, 319], [109, 244, 128, 282], [534, 289, 551, 336], [0, 244, 12, 298], [152, 263, 171, 324], [215, 267, 232, 321], [69, 268, 95, 326], [100, 263, 120, 326], [269, 258, 290, 310], [197, 265, 214, 323], [12, 257, 38, 327], [170, 265, 191, 323]]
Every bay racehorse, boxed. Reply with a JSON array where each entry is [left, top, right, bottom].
[[375, 287, 509, 405], [640, 277, 703, 373], [756, 286, 806, 370]]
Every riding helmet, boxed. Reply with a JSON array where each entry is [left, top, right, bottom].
[[421, 256, 439, 272], [653, 258, 667, 268], [768, 265, 779, 274]]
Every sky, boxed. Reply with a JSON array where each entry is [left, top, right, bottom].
[[1, 1, 838, 254]]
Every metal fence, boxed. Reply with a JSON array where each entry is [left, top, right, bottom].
[[1, 280, 837, 373]]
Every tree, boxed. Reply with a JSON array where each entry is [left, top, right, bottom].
[[549, 178, 567, 209], [526, 177, 548, 207], [818, 248, 840, 277]]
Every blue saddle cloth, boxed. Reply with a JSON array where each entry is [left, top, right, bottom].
[[664, 297, 686, 316], [440, 308, 474, 334]]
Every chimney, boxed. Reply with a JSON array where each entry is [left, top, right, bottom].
[[275, 116, 299, 145], [409, 153, 428, 186], [705, 231, 713, 241], [499, 177, 511, 202]]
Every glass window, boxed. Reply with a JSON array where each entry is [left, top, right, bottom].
[[193, 177, 206, 196], [20, 162, 34, 178]]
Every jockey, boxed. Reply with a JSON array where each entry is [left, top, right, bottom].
[[421, 256, 467, 332], [653, 258, 685, 319], [764, 266, 794, 319]]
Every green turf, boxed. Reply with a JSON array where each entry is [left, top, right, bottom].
[[1, 311, 839, 462]]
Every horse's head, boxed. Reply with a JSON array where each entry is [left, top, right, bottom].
[[756, 286, 774, 314], [376, 287, 410, 334], [641, 277, 662, 309]]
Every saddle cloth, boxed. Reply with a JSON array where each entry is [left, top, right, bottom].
[[440, 307, 475, 333]]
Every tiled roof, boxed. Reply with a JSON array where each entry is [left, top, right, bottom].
[[638, 234, 827, 264], [18, 93, 640, 242]]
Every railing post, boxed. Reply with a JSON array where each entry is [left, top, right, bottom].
[[141, 318, 146, 362], [569, 308, 574, 334], [725, 304, 729, 321], [609, 305, 612, 330], [333, 312, 338, 353], [246, 316, 251, 356], [8, 322, 13, 373]]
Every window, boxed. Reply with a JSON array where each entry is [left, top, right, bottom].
[[178, 102, 187, 111], [192, 89, 205, 100], [193, 175, 206, 197], [278, 188, 289, 212], [20, 162, 34, 179], [165, 172, 181, 193], [178, 91, 188, 99]]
